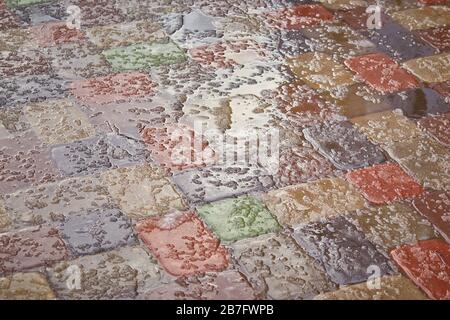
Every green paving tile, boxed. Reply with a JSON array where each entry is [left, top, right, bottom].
[[5, 0, 54, 8], [102, 39, 187, 71], [197, 196, 281, 243]]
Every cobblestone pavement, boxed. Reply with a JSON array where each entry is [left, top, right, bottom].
[[1, 0, 449, 300]]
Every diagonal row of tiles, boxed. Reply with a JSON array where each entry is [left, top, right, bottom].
[[1, 0, 450, 300]]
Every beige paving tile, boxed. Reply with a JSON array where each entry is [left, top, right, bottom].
[[316, 0, 368, 10], [101, 163, 186, 219], [314, 275, 428, 300], [0, 272, 55, 300], [24, 99, 96, 145], [402, 52, 450, 83], [391, 6, 450, 31], [263, 177, 366, 227], [0, 200, 11, 232]]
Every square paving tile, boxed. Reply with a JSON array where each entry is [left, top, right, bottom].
[[51, 134, 150, 177], [391, 239, 450, 300], [314, 275, 428, 300], [0, 225, 69, 274], [47, 246, 167, 299], [103, 39, 186, 71], [346, 163, 424, 204], [136, 211, 230, 277], [413, 190, 450, 243], [347, 202, 437, 252], [100, 163, 186, 220], [70, 72, 156, 105], [391, 6, 450, 31], [232, 233, 337, 299], [265, 4, 334, 30], [416, 27, 450, 52], [58, 207, 137, 256], [293, 216, 394, 285], [172, 165, 274, 204], [303, 121, 387, 170], [264, 177, 366, 227], [418, 113, 450, 146], [287, 52, 357, 93], [24, 99, 96, 145], [345, 53, 419, 93], [141, 270, 257, 300], [197, 195, 280, 243], [402, 52, 450, 83], [0, 272, 55, 300]]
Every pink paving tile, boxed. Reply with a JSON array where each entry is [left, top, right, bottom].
[[346, 163, 424, 204], [266, 4, 334, 30], [345, 53, 420, 93], [31, 21, 85, 47], [418, 112, 450, 146], [136, 211, 229, 277], [0, 226, 69, 274], [70, 72, 157, 105], [391, 240, 450, 300]]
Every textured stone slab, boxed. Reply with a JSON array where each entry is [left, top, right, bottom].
[[287, 52, 356, 93], [0, 272, 55, 300], [314, 275, 428, 300], [418, 113, 450, 146], [103, 39, 186, 71], [391, 239, 450, 300], [172, 165, 274, 204], [413, 191, 450, 243], [24, 99, 95, 145], [264, 177, 365, 227], [100, 164, 186, 219], [65, 0, 126, 28], [0, 50, 50, 78], [346, 163, 424, 204], [31, 21, 84, 47], [47, 246, 167, 300], [303, 121, 386, 171], [232, 233, 337, 300], [70, 72, 156, 105], [11, 1, 66, 25], [3, 176, 112, 230], [141, 270, 257, 300], [293, 216, 394, 285], [197, 195, 280, 243], [345, 53, 419, 93], [391, 6, 450, 31], [0, 27, 35, 51], [347, 202, 437, 252], [416, 27, 450, 52], [0, 226, 69, 274], [266, 4, 334, 30], [51, 134, 150, 177], [0, 200, 11, 232], [402, 52, 450, 83], [136, 211, 229, 276]]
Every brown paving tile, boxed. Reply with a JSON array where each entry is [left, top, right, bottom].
[[24, 99, 96, 145], [345, 53, 419, 94], [391, 239, 450, 300], [346, 163, 424, 204], [293, 216, 394, 285], [100, 164, 186, 220], [413, 190, 450, 243], [391, 6, 450, 31], [314, 275, 428, 300], [0, 200, 10, 232], [232, 233, 337, 299], [141, 270, 257, 300], [416, 27, 450, 52], [0, 226, 69, 274], [264, 177, 366, 227], [430, 81, 450, 101], [136, 211, 229, 277], [419, 113, 450, 146], [347, 202, 438, 252], [0, 50, 50, 78], [0, 27, 36, 52], [31, 21, 84, 47], [266, 4, 334, 30], [402, 52, 450, 83], [288, 52, 357, 93], [70, 72, 157, 105], [0, 7, 21, 30], [0, 272, 55, 300]]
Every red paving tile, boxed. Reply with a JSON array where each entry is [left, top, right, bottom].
[[70, 72, 156, 105], [391, 240, 450, 300], [31, 21, 85, 47], [346, 163, 424, 204], [418, 113, 450, 146], [266, 4, 334, 30], [416, 27, 450, 52], [345, 53, 420, 93], [136, 211, 229, 276]]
